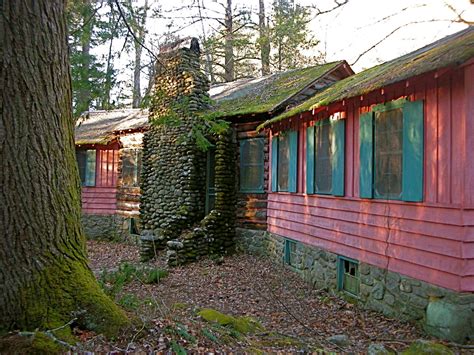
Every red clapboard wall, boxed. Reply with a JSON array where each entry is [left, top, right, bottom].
[[267, 64, 474, 292], [82, 142, 119, 215]]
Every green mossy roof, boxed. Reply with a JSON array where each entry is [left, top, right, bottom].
[[206, 61, 344, 119], [260, 26, 474, 130]]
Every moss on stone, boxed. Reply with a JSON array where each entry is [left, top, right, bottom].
[[198, 308, 235, 326], [401, 340, 454, 355], [197, 308, 264, 334]]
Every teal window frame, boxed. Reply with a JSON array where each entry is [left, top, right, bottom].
[[76, 149, 97, 187], [284, 239, 297, 266], [271, 130, 298, 193], [306, 117, 345, 196], [359, 98, 424, 202], [239, 138, 265, 193], [337, 255, 360, 296]]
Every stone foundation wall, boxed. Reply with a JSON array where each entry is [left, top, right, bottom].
[[81, 213, 139, 243], [236, 228, 474, 343]]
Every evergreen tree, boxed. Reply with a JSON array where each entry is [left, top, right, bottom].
[[270, 0, 321, 71]]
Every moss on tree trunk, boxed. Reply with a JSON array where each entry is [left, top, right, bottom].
[[0, 0, 128, 338]]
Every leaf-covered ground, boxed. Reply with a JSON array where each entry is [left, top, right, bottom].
[[79, 240, 453, 353]]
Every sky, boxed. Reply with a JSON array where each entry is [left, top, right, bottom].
[[104, 0, 473, 104]]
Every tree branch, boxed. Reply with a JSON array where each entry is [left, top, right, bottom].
[[350, 19, 454, 66]]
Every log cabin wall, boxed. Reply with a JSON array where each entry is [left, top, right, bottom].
[[234, 121, 269, 230], [267, 65, 474, 293]]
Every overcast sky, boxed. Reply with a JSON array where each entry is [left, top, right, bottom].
[[104, 0, 473, 103]]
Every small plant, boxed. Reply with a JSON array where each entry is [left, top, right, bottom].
[[170, 340, 187, 355], [175, 323, 196, 344], [118, 294, 140, 311], [99, 262, 139, 296], [201, 328, 220, 343], [144, 268, 169, 284]]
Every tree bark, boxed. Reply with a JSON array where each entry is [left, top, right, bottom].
[[0, 0, 128, 336], [224, 0, 234, 82], [259, 0, 271, 76]]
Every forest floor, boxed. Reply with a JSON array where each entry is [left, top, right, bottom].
[[75, 240, 465, 353]]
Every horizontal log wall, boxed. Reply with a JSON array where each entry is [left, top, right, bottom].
[[268, 65, 474, 292]]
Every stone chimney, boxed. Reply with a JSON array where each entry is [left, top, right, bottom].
[[139, 38, 236, 264]]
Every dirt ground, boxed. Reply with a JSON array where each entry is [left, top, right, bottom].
[[79, 240, 461, 353]]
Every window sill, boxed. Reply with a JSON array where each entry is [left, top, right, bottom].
[[240, 189, 265, 194]]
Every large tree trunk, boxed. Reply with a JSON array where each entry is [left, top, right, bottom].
[[224, 0, 234, 82], [0, 0, 128, 337], [259, 0, 270, 76]]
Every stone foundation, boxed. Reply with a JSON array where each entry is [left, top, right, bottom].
[[236, 228, 474, 343], [81, 213, 139, 243]]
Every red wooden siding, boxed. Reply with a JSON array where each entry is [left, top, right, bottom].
[[81, 142, 119, 214], [268, 65, 474, 292], [235, 121, 269, 229]]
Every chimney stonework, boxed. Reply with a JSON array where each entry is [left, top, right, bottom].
[[139, 39, 236, 264]]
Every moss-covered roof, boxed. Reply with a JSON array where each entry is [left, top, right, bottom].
[[206, 61, 345, 119], [75, 109, 149, 145], [260, 26, 474, 130]]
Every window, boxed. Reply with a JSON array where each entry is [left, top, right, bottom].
[[76, 149, 96, 186], [374, 108, 403, 199], [240, 138, 264, 193], [306, 117, 345, 196], [122, 149, 142, 187], [277, 134, 290, 191], [284, 239, 297, 266], [315, 121, 332, 193], [337, 256, 360, 296], [359, 99, 423, 202], [271, 131, 298, 192]]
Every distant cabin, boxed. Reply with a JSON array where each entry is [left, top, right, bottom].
[[75, 109, 148, 238]]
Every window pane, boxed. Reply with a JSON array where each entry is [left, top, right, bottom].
[[375, 108, 403, 198], [76, 150, 87, 185], [278, 135, 290, 191], [240, 138, 264, 192], [85, 150, 96, 186], [315, 121, 332, 193]]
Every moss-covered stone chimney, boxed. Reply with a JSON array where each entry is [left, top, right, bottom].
[[139, 38, 236, 264], [139, 38, 210, 254]]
